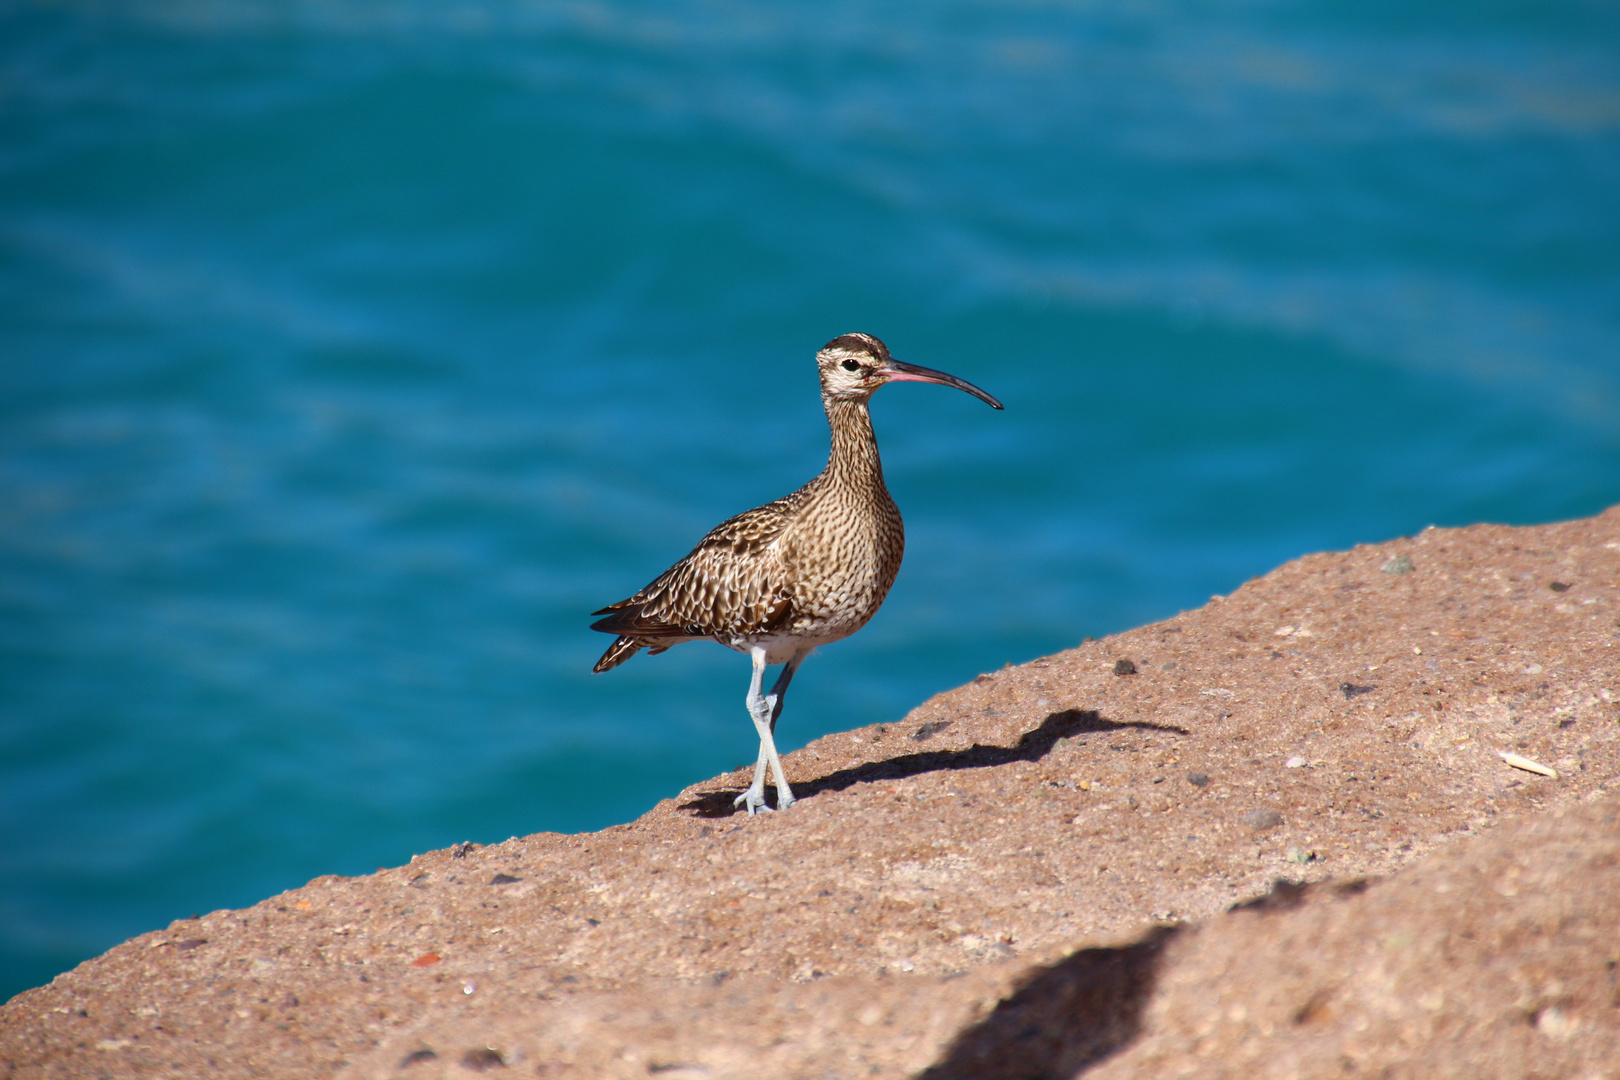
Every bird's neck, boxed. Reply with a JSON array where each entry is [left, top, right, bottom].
[[821, 396, 886, 491]]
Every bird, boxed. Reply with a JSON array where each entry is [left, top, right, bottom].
[[590, 332, 1002, 815]]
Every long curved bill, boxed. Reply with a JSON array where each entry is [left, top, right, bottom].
[[882, 359, 1004, 410]]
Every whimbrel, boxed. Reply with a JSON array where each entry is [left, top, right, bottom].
[[591, 333, 1002, 814]]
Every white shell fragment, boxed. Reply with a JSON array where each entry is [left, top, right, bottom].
[[1497, 750, 1558, 778]]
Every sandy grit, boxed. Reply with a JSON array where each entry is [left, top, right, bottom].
[[3, 506, 1618, 1078]]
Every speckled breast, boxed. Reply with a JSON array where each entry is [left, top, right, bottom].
[[781, 483, 906, 643]]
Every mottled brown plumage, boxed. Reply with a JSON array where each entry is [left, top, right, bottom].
[[591, 332, 1001, 814]]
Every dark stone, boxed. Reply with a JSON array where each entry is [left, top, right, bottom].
[[460, 1047, 506, 1071], [489, 874, 521, 885], [1340, 683, 1376, 700], [1113, 659, 1138, 676], [399, 1048, 438, 1067], [1187, 772, 1209, 788]]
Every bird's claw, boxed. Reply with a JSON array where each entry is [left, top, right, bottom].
[[734, 789, 771, 815], [733, 788, 797, 815]]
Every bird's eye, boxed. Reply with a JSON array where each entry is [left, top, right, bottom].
[[841, 359, 861, 372]]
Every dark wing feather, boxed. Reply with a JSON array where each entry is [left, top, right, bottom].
[[590, 488, 809, 649]]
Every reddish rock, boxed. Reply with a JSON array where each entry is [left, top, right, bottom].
[[3, 508, 1617, 1078]]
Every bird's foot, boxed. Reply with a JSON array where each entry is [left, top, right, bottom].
[[733, 787, 772, 815], [774, 788, 796, 811]]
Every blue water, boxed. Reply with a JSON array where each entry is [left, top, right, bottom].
[[3, 0, 1618, 999]]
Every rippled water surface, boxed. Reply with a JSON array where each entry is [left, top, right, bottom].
[[3, 0, 1618, 996]]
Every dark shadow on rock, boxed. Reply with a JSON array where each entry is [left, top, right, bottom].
[[1230, 876, 1374, 915], [1231, 878, 1309, 913], [678, 710, 1189, 818], [918, 925, 1181, 1080], [679, 788, 787, 817]]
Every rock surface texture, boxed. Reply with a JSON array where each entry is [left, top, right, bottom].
[[4, 508, 1619, 1079]]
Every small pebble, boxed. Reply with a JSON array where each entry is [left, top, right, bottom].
[[1381, 555, 1414, 574], [1340, 682, 1375, 700], [399, 1049, 438, 1068], [1549, 581, 1571, 592], [1113, 659, 1137, 676], [489, 873, 521, 885], [1187, 772, 1209, 788], [1242, 809, 1284, 831], [1285, 756, 1307, 769]]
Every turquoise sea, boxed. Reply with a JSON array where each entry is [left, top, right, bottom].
[[3, 0, 1618, 999]]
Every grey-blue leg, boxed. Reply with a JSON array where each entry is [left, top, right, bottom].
[[734, 647, 809, 814], [766, 650, 807, 731]]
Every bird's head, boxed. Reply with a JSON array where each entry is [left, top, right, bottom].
[[815, 332, 1003, 409]]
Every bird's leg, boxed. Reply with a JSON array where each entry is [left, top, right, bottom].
[[753, 650, 808, 810], [735, 647, 774, 814], [764, 650, 808, 734], [734, 647, 796, 814]]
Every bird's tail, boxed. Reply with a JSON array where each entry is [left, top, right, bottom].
[[592, 636, 642, 673]]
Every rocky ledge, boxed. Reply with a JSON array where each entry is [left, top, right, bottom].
[[4, 508, 1618, 1079]]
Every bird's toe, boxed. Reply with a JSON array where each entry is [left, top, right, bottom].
[[733, 789, 770, 815]]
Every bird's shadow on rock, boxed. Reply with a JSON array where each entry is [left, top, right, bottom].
[[678, 709, 1188, 818]]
